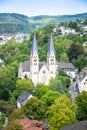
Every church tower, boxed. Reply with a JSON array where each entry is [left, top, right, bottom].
[[30, 33, 39, 84], [47, 33, 56, 77]]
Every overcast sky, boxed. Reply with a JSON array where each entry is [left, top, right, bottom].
[[0, 0, 87, 16]]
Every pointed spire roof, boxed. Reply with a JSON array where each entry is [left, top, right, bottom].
[[31, 33, 38, 56], [48, 32, 55, 55]]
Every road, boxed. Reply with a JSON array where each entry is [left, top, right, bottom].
[[69, 81, 80, 102]]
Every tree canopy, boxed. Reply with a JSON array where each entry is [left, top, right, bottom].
[[23, 96, 45, 120], [47, 95, 77, 130], [76, 91, 87, 120]]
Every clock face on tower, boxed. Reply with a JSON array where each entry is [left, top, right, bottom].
[[42, 75, 47, 82]]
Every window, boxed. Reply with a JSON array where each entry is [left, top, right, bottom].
[[43, 70, 46, 73], [51, 59, 54, 62], [34, 59, 37, 62], [24, 74, 28, 78]]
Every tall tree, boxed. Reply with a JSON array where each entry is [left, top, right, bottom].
[[76, 91, 87, 120], [67, 43, 84, 62], [23, 97, 44, 120], [0, 66, 16, 100], [13, 79, 34, 99], [47, 95, 77, 130], [41, 90, 61, 108]]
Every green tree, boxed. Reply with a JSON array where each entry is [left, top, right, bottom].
[[0, 100, 15, 116], [47, 95, 77, 130], [49, 78, 65, 94], [5, 120, 23, 130], [0, 113, 6, 129], [38, 85, 50, 99], [76, 91, 87, 120], [58, 70, 68, 77], [41, 90, 61, 108], [9, 108, 25, 121], [60, 52, 69, 62], [75, 55, 87, 71], [33, 83, 49, 98], [13, 79, 34, 98], [67, 43, 84, 62], [0, 66, 16, 100], [23, 96, 44, 120]]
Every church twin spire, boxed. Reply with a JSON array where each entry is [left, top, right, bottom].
[[31, 32, 55, 57]]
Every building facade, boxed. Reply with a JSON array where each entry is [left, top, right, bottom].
[[18, 33, 75, 85], [78, 68, 87, 92]]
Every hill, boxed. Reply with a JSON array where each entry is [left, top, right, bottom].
[[0, 12, 87, 34]]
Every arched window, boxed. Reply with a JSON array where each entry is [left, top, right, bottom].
[[24, 74, 28, 79]]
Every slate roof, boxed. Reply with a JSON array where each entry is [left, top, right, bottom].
[[48, 32, 55, 55], [31, 33, 38, 56], [21, 61, 30, 72], [39, 62, 46, 70], [60, 120, 87, 130], [21, 61, 46, 72], [17, 91, 31, 104], [58, 62, 75, 71]]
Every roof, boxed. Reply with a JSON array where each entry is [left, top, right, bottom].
[[58, 62, 75, 70], [19, 118, 49, 130], [21, 61, 30, 72], [39, 62, 46, 70], [79, 68, 87, 81], [31, 33, 38, 56], [83, 41, 87, 44], [60, 120, 87, 130], [17, 91, 31, 104], [21, 61, 46, 72], [48, 32, 55, 55]]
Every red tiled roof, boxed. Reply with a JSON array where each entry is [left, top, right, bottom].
[[19, 118, 45, 130]]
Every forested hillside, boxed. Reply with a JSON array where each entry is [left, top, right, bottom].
[[0, 12, 87, 34], [0, 24, 87, 72]]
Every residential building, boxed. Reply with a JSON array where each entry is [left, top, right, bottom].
[[57, 62, 76, 79], [17, 91, 32, 108], [78, 68, 87, 92]]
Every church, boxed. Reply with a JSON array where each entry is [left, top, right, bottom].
[[18, 33, 75, 85]]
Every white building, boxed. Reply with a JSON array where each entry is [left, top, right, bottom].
[[57, 62, 76, 79], [18, 33, 75, 85], [78, 68, 87, 92], [17, 91, 32, 108]]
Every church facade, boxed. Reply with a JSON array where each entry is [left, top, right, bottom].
[[18, 33, 75, 85], [18, 33, 56, 85]]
